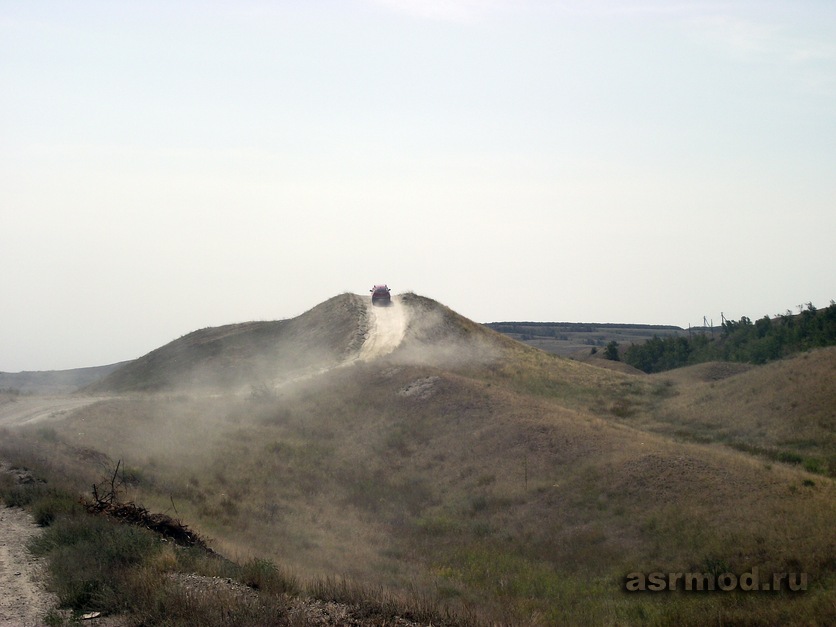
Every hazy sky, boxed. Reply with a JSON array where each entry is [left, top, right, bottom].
[[2, 1, 834, 371]]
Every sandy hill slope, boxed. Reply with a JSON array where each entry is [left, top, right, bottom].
[[4, 294, 834, 625]]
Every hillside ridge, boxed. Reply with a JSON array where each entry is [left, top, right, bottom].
[[87, 292, 522, 393]]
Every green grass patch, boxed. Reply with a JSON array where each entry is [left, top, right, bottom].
[[436, 545, 618, 624], [31, 493, 81, 526], [777, 450, 804, 465], [29, 514, 161, 612]]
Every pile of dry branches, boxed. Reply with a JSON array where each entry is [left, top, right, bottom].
[[83, 459, 211, 550]]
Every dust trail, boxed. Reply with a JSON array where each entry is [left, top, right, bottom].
[[266, 296, 408, 391], [0, 396, 105, 427], [356, 296, 409, 361]]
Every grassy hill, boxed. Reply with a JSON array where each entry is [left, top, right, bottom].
[[625, 349, 836, 477], [0, 363, 126, 395], [2, 293, 834, 625], [86, 293, 369, 393]]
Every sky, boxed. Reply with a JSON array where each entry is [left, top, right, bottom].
[[1, 0, 835, 371]]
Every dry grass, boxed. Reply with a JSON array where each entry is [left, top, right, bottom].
[[2, 295, 834, 625], [8, 353, 835, 624], [607, 347, 836, 476], [86, 294, 368, 394]]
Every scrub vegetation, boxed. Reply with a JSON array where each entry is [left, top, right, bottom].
[[622, 301, 836, 373], [1, 293, 834, 625]]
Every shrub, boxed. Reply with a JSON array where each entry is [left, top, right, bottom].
[[777, 451, 803, 465], [610, 399, 635, 418], [32, 494, 80, 527], [800, 457, 823, 474], [469, 495, 488, 515], [238, 558, 299, 595], [0, 481, 49, 507], [29, 515, 162, 612]]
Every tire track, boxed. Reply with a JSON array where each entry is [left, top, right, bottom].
[[356, 297, 409, 362]]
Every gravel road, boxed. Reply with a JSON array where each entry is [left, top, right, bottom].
[[0, 504, 58, 626], [0, 398, 96, 625]]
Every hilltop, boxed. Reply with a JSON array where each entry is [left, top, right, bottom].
[[1, 292, 833, 626]]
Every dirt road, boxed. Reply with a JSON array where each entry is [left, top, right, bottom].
[[0, 398, 98, 624], [0, 503, 58, 626], [0, 395, 102, 428], [356, 297, 409, 361]]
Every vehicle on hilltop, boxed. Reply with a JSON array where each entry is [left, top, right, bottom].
[[370, 285, 391, 306]]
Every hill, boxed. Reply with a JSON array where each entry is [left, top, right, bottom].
[[87, 293, 369, 393], [88, 292, 519, 394], [0, 363, 126, 395], [630, 348, 836, 476], [1, 293, 834, 625]]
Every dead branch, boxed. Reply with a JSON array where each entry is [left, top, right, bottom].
[[85, 458, 211, 551]]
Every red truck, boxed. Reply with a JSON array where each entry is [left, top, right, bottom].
[[370, 285, 391, 306]]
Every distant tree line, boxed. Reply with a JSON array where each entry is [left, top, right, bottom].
[[485, 322, 680, 337], [623, 302, 836, 373]]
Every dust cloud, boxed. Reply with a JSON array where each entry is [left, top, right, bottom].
[[0, 395, 105, 428], [388, 299, 502, 369], [0, 291, 514, 612], [355, 296, 409, 362]]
